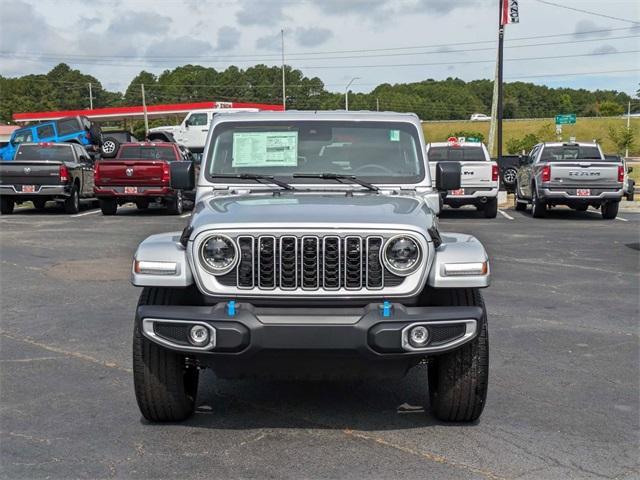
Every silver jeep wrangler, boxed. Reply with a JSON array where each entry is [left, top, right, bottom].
[[131, 111, 491, 423]]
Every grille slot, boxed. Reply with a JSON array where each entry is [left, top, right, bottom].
[[279, 236, 298, 290], [366, 237, 384, 289], [301, 236, 320, 289], [344, 236, 363, 290], [323, 236, 341, 290], [258, 236, 276, 289], [237, 236, 254, 288]]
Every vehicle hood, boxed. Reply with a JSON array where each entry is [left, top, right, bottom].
[[189, 192, 435, 237]]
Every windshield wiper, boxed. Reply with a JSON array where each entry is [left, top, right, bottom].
[[210, 173, 295, 191], [292, 173, 379, 192]]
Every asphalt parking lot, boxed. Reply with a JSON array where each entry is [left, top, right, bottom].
[[1, 203, 638, 479]]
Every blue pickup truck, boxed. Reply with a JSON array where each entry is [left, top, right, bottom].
[[0, 116, 102, 160]]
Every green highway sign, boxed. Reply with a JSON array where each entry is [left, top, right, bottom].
[[555, 114, 576, 125]]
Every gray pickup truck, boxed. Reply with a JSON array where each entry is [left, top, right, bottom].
[[514, 141, 624, 219], [130, 111, 491, 423], [0, 142, 95, 214]]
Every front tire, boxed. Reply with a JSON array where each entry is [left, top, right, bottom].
[[0, 197, 14, 214], [99, 198, 118, 215], [64, 185, 80, 214], [483, 197, 498, 218], [133, 287, 199, 422], [601, 200, 619, 220], [514, 184, 526, 211], [427, 288, 489, 422]]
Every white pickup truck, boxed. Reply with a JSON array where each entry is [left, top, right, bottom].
[[426, 140, 499, 218], [149, 108, 258, 153]]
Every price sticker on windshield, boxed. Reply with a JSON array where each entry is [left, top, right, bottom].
[[389, 130, 400, 142], [232, 132, 298, 168]]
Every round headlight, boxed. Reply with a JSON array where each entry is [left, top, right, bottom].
[[383, 235, 421, 275], [200, 234, 238, 274]]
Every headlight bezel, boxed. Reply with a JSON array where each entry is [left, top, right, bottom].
[[381, 234, 423, 276], [199, 233, 239, 275]]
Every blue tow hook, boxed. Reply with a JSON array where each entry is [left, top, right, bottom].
[[381, 300, 392, 318], [227, 300, 236, 317]]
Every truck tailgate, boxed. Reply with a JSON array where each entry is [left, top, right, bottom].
[[95, 161, 168, 186], [548, 162, 620, 187], [429, 161, 495, 187], [0, 161, 62, 186]]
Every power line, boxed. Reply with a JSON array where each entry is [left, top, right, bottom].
[[532, 0, 640, 25]]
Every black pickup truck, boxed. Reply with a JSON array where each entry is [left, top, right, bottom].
[[0, 143, 95, 214]]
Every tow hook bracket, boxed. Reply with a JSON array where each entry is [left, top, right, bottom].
[[227, 300, 236, 317], [381, 300, 392, 318]]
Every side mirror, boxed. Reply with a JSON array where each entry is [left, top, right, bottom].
[[435, 162, 461, 191], [628, 166, 633, 173], [170, 161, 194, 191], [184, 119, 191, 128]]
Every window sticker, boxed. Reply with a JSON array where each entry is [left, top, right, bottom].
[[389, 129, 400, 142], [232, 132, 298, 167]]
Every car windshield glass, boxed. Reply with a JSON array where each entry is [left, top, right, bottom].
[[117, 146, 176, 161], [540, 146, 602, 161], [206, 121, 424, 184], [12, 129, 33, 144], [428, 146, 486, 161], [16, 145, 74, 161]]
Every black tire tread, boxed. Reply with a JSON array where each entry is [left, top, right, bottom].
[[133, 287, 198, 422], [601, 200, 619, 220], [483, 197, 498, 218], [428, 288, 489, 422], [99, 198, 117, 215], [0, 197, 14, 215]]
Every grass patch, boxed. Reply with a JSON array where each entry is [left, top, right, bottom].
[[422, 117, 640, 156]]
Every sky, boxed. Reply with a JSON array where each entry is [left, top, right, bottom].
[[1, 0, 639, 97]]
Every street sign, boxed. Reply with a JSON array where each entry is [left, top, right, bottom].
[[555, 114, 576, 125]]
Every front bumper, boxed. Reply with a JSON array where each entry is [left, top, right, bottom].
[[0, 184, 69, 197], [137, 302, 482, 359]]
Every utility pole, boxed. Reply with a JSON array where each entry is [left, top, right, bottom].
[[626, 100, 631, 158], [497, 0, 505, 164], [88, 82, 93, 110], [281, 29, 286, 110], [141, 84, 149, 136], [376, 97, 380, 111], [345, 77, 360, 111]]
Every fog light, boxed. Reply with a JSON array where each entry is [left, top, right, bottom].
[[189, 325, 210, 346], [409, 326, 429, 348]]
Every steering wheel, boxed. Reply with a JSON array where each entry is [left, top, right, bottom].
[[353, 164, 395, 175]]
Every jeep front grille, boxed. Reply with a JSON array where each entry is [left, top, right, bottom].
[[216, 234, 405, 291]]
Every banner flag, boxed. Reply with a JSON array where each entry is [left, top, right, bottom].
[[502, 0, 520, 25]]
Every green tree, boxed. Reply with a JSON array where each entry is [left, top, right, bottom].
[[599, 100, 624, 117], [608, 125, 636, 154]]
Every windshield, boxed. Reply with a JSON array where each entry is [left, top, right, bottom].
[[540, 146, 602, 161], [428, 146, 487, 162], [15, 145, 74, 161], [117, 145, 176, 161], [206, 121, 425, 184]]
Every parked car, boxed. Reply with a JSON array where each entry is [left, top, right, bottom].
[[130, 110, 491, 424], [101, 130, 138, 158], [94, 142, 191, 215], [495, 154, 522, 192], [514, 142, 624, 219], [0, 116, 102, 161], [0, 142, 95, 214], [470, 113, 490, 122], [426, 140, 499, 218], [148, 108, 259, 153]]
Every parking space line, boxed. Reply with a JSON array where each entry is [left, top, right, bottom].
[[616, 217, 629, 222], [498, 209, 514, 220], [71, 209, 101, 218]]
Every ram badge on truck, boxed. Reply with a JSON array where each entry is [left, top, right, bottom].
[[130, 111, 491, 424]]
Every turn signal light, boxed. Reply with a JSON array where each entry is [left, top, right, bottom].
[[618, 165, 624, 183], [541, 165, 551, 182], [161, 163, 170, 184]]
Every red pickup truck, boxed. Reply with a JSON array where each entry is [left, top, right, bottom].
[[94, 142, 189, 215]]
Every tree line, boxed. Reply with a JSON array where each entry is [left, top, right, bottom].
[[1, 63, 637, 124]]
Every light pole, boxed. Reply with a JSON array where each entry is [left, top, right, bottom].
[[344, 77, 360, 111]]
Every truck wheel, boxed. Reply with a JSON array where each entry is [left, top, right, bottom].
[[133, 287, 199, 422], [167, 190, 184, 215], [502, 168, 517, 189], [101, 137, 120, 158], [514, 184, 526, 211], [483, 198, 498, 218], [0, 197, 14, 215], [427, 288, 489, 422], [601, 200, 619, 220], [33, 199, 47, 210], [64, 185, 80, 214], [100, 198, 118, 216], [531, 188, 546, 218]]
